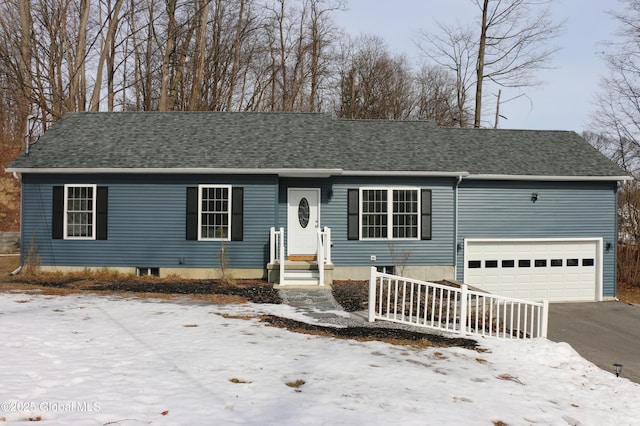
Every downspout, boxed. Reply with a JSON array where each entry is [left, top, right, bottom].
[[11, 171, 23, 275], [613, 181, 620, 301], [454, 175, 463, 280]]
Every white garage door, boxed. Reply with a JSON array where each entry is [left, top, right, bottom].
[[464, 239, 601, 302]]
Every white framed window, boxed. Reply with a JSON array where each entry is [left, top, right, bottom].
[[198, 184, 232, 240], [360, 188, 420, 240], [64, 184, 97, 240]]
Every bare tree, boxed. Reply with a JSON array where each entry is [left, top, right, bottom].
[[591, 0, 640, 177], [415, 64, 466, 126], [472, 0, 564, 127], [418, 0, 563, 127], [416, 23, 475, 126], [336, 35, 415, 120], [588, 1, 640, 287], [90, 0, 124, 111]]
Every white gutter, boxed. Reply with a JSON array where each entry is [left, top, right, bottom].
[[5, 168, 631, 181], [5, 167, 472, 178], [5, 167, 344, 177], [341, 170, 471, 177], [465, 174, 632, 182], [454, 175, 463, 281]]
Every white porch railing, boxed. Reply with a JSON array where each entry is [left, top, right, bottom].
[[368, 267, 548, 339], [270, 227, 286, 285], [269, 226, 332, 285]]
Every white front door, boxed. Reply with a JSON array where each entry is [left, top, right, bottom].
[[287, 188, 320, 258]]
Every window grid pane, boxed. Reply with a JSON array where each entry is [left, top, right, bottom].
[[66, 186, 94, 238], [201, 187, 229, 239], [361, 190, 387, 238], [392, 189, 418, 238]]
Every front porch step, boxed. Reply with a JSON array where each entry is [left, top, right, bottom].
[[267, 260, 333, 286], [282, 269, 321, 285]]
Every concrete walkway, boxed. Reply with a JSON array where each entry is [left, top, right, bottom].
[[277, 287, 348, 322], [547, 301, 640, 384]]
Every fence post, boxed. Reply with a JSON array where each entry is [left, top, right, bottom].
[[368, 267, 377, 322], [460, 284, 468, 335], [540, 300, 549, 338], [269, 227, 275, 264], [279, 227, 285, 286]]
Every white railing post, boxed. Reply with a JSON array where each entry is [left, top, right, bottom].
[[278, 227, 285, 285], [269, 227, 276, 264], [368, 267, 377, 322], [317, 228, 325, 286], [460, 284, 468, 334], [323, 227, 332, 263], [540, 300, 549, 338]]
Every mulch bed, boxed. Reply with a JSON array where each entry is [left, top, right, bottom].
[[9, 277, 282, 304], [261, 315, 478, 349], [331, 280, 369, 311]]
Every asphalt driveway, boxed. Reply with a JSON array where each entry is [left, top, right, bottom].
[[547, 301, 640, 384]]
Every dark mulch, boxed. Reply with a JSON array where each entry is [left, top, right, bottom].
[[10, 277, 282, 304], [331, 280, 369, 312], [262, 315, 478, 349]]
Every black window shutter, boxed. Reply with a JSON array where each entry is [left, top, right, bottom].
[[347, 189, 359, 240], [186, 187, 198, 240], [52, 186, 64, 239], [96, 187, 108, 240], [421, 189, 432, 240], [231, 187, 243, 241]]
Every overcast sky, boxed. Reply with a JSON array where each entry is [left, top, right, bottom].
[[335, 0, 621, 133]]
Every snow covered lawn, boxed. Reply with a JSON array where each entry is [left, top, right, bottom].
[[0, 292, 638, 425]]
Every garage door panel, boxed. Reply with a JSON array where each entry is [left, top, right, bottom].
[[465, 239, 599, 302]]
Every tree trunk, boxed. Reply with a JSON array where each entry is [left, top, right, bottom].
[[89, 0, 123, 111], [17, 0, 33, 118], [68, 0, 90, 112], [226, 0, 245, 111], [474, 0, 488, 128], [158, 0, 177, 111], [189, 0, 210, 111]]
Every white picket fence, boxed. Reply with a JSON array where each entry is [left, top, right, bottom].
[[368, 268, 548, 339]]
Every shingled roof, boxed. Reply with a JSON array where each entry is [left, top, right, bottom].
[[6, 111, 629, 180]]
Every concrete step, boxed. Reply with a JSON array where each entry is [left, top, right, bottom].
[[282, 270, 320, 285]]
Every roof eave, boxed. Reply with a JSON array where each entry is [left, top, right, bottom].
[[5, 167, 344, 178], [5, 167, 471, 178], [465, 174, 633, 182], [5, 168, 632, 182], [341, 170, 470, 177]]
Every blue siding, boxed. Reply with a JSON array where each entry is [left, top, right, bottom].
[[456, 180, 618, 297], [21, 172, 618, 295], [278, 177, 455, 267], [21, 174, 278, 269]]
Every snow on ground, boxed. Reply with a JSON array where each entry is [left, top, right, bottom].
[[0, 292, 638, 425]]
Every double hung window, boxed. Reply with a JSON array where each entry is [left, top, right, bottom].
[[360, 188, 420, 240], [199, 185, 231, 240], [65, 184, 96, 239], [186, 185, 243, 241]]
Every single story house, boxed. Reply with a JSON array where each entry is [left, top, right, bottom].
[[6, 112, 630, 302]]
